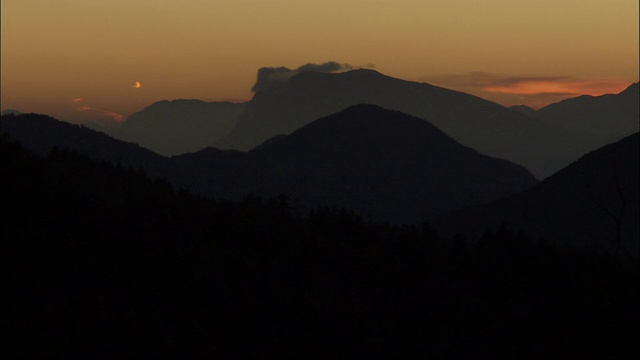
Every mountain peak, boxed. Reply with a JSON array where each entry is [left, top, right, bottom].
[[243, 105, 536, 223], [285, 103, 448, 143], [334, 103, 388, 114]]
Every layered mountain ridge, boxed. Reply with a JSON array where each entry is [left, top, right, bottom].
[[434, 132, 639, 255], [172, 104, 537, 223], [215, 69, 604, 178], [2, 106, 537, 224]]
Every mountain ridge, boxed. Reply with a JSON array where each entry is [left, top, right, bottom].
[[175, 104, 538, 223], [0, 106, 539, 224], [216, 68, 603, 179], [534, 82, 639, 140], [100, 99, 245, 156], [434, 132, 639, 254]]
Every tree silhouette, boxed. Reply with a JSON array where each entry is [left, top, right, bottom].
[[585, 158, 638, 257]]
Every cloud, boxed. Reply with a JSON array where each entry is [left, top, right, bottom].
[[78, 106, 124, 122], [72, 98, 83, 102], [422, 72, 630, 108], [297, 62, 353, 73], [424, 72, 572, 92], [251, 61, 373, 92], [133, 81, 142, 89]]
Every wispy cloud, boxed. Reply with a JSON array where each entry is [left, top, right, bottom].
[[78, 106, 124, 122], [252, 61, 374, 92], [422, 72, 630, 108]]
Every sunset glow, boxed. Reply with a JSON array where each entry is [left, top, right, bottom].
[[78, 106, 124, 122], [1, 0, 637, 122], [484, 79, 629, 96]]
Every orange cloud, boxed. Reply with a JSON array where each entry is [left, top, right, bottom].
[[483, 79, 626, 96], [422, 72, 632, 108], [72, 98, 83, 102], [78, 106, 124, 122], [133, 81, 142, 89]]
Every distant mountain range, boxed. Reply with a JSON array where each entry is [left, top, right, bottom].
[[511, 82, 639, 142], [211, 69, 606, 179], [434, 132, 639, 255], [99, 100, 244, 156], [71, 70, 636, 180], [1, 107, 537, 224]]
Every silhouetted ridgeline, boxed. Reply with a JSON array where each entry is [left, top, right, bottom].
[[536, 83, 639, 141], [434, 132, 639, 256], [98, 100, 245, 156], [2, 136, 639, 357], [215, 69, 605, 178], [0, 113, 169, 174], [170, 105, 537, 223], [0, 109, 537, 224], [1, 109, 23, 116]]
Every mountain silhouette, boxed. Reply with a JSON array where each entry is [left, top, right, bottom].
[[509, 104, 538, 118], [534, 82, 639, 142], [215, 69, 603, 178], [1, 109, 23, 116], [102, 100, 244, 156], [4, 132, 638, 358], [0, 113, 169, 174], [2, 108, 536, 223], [434, 132, 639, 255], [172, 105, 537, 223]]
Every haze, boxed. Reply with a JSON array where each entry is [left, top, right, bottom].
[[2, 0, 638, 123]]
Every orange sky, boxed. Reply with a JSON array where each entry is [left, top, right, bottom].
[[2, 0, 638, 124]]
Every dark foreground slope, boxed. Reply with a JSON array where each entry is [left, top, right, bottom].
[[172, 105, 537, 223], [434, 133, 640, 255], [0, 113, 169, 174], [3, 137, 639, 358], [217, 69, 602, 178]]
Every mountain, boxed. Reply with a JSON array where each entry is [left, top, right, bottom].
[[1, 109, 23, 116], [535, 83, 639, 141], [4, 133, 638, 358], [509, 104, 538, 118], [0, 113, 169, 174], [434, 132, 639, 255], [2, 108, 536, 223], [173, 105, 537, 223], [103, 100, 245, 156], [216, 69, 603, 179]]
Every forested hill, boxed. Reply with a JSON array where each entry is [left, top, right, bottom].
[[434, 132, 639, 255], [3, 137, 639, 358]]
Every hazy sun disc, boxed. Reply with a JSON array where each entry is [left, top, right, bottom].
[[133, 81, 142, 89]]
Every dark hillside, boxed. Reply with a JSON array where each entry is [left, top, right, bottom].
[[3, 136, 638, 358], [172, 105, 537, 223], [435, 133, 639, 255]]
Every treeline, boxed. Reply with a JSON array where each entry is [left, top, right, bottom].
[[2, 136, 638, 358]]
